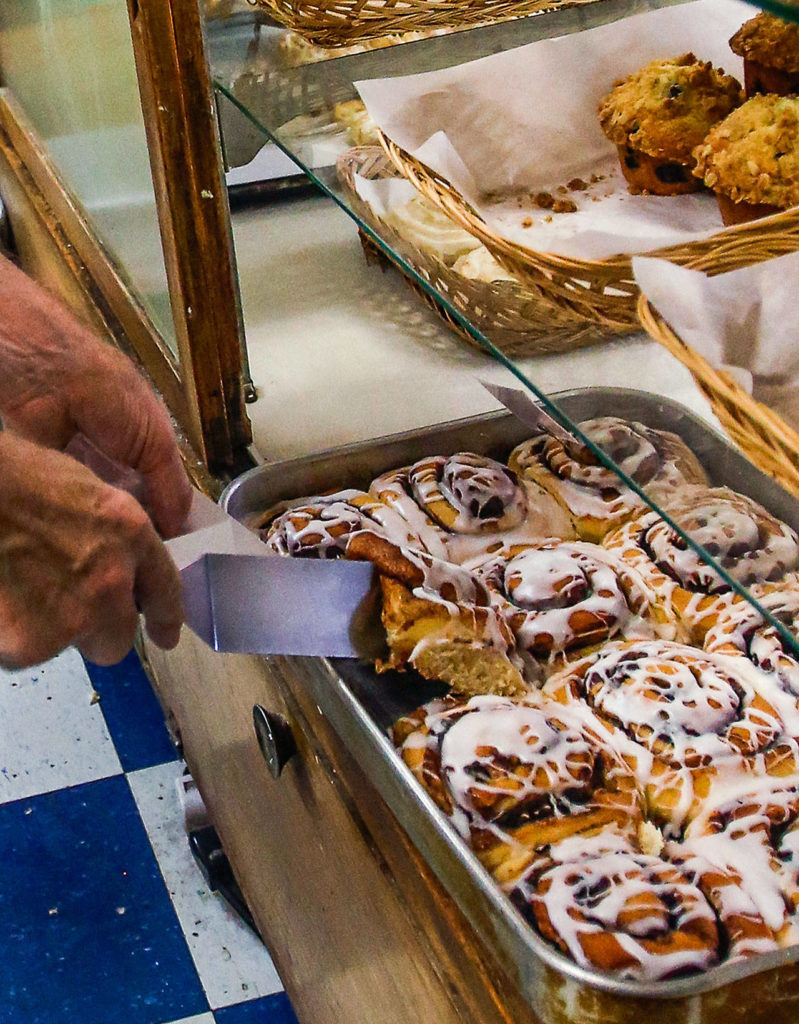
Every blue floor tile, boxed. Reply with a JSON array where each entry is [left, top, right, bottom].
[[215, 994, 299, 1024], [0, 775, 208, 1024], [83, 650, 178, 772]]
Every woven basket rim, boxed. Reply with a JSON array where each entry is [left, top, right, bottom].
[[380, 131, 799, 276], [249, 0, 607, 46], [337, 144, 631, 352]]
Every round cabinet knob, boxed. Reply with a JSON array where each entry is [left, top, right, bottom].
[[253, 705, 297, 779]]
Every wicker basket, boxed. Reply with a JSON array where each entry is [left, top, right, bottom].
[[338, 146, 627, 356], [380, 132, 799, 337], [637, 293, 799, 499], [249, 0, 608, 47]]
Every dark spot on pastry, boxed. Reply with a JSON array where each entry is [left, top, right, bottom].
[[655, 163, 689, 184], [668, 84, 682, 98], [624, 149, 640, 169]]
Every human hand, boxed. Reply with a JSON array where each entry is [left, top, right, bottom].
[[0, 255, 192, 538], [0, 433, 184, 667]]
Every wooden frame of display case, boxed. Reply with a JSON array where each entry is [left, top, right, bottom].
[[0, 0, 250, 476]]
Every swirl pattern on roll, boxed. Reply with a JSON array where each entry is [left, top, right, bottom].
[[511, 835, 723, 980], [704, 588, 799, 698], [391, 693, 640, 870], [603, 487, 799, 644], [475, 540, 669, 668], [370, 451, 570, 564], [259, 487, 445, 559], [544, 639, 785, 769], [509, 417, 707, 542]]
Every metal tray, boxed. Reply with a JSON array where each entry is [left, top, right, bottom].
[[221, 387, 799, 1024]]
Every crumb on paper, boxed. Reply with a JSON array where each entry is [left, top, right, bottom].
[[553, 198, 577, 213], [568, 177, 589, 191], [533, 191, 555, 209], [522, 217, 533, 228]]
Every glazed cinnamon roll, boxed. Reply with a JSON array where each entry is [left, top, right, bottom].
[[603, 486, 799, 644], [508, 833, 722, 980], [258, 487, 446, 559], [508, 417, 707, 543], [668, 777, 799, 953], [351, 535, 527, 698], [704, 586, 799, 700], [542, 639, 790, 833], [369, 452, 570, 565], [475, 539, 674, 673], [391, 693, 640, 880]]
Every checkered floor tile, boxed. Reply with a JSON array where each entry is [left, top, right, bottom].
[[0, 648, 298, 1024]]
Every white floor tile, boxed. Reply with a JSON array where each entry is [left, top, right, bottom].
[[0, 648, 122, 804], [128, 761, 284, 1009], [158, 1015, 215, 1024]]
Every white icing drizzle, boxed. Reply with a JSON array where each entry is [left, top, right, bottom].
[[510, 417, 701, 523], [477, 541, 660, 659], [530, 849, 720, 980], [263, 487, 445, 559], [642, 487, 799, 592]]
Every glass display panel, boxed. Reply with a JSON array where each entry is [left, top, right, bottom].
[[209, 0, 799, 660], [0, 0, 177, 354]]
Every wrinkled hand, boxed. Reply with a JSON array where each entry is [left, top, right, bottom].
[[0, 434, 184, 668], [0, 255, 191, 538]]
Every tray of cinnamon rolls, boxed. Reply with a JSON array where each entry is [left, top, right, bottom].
[[222, 387, 799, 1024]]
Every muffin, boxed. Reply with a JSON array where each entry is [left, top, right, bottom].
[[692, 93, 799, 225], [598, 53, 744, 195], [729, 12, 799, 98]]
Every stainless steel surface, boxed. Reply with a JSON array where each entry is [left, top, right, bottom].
[[180, 553, 378, 656], [219, 387, 799, 1014]]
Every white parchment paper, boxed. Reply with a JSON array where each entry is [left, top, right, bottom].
[[355, 0, 752, 259], [633, 253, 799, 430]]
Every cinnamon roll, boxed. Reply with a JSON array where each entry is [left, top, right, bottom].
[[704, 586, 799, 700], [669, 776, 799, 952], [391, 692, 640, 882], [258, 487, 446, 559], [508, 417, 707, 543], [475, 539, 675, 674], [369, 451, 570, 566], [351, 534, 527, 698], [508, 834, 722, 980], [603, 486, 799, 644], [542, 639, 790, 833]]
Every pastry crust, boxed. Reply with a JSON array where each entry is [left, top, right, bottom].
[[729, 13, 799, 76], [598, 53, 743, 195], [692, 94, 799, 210]]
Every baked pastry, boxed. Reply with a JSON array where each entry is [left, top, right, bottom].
[[260, 490, 525, 695], [391, 692, 641, 883], [369, 451, 571, 565], [258, 487, 446, 559], [602, 485, 799, 644], [598, 53, 743, 195], [509, 835, 724, 979], [383, 193, 482, 265], [332, 100, 379, 146], [542, 638, 790, 833], [508, 416, 707, 543], [474, 538, 676, 675], [451, 245, 517, 283], [692, 94, 799, 224], [347, 533, 526, 697], [703, 585, 799, 699], [729, 12, 799, 98]]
